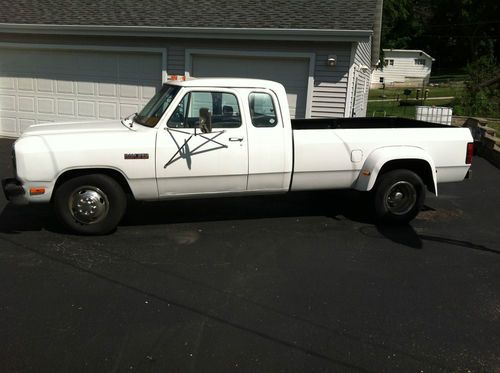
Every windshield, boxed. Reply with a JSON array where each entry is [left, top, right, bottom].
[[135, 85, 180, 127]]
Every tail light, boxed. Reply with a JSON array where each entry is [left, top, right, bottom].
[[466, 142, 474, 164]]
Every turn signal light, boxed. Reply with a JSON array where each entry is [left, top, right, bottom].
[[466, 142, 474, 164], [29, 187, 45, 195]]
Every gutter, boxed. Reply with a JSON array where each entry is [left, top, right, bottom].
[[0, 23, 372, 42]]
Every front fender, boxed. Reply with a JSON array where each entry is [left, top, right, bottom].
[[15, 135, 58, 182], [354, 146, 438, 195]]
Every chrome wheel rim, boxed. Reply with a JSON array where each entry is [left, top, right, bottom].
[[69, 186, 109, 225], [383, 181, 417, 215]]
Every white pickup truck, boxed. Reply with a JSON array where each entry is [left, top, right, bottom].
[[2, 78, 473, 234]]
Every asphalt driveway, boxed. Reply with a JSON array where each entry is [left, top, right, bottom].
[[0, 137, 499, 372]]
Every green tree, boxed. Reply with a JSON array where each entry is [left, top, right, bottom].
[[381, 0, 500, 70], [456, 55, 500, 117]]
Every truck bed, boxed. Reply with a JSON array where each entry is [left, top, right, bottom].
[[291, 117, 450, 130]]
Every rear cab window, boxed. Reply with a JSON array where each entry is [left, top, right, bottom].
[[248, 92, 278, 127]]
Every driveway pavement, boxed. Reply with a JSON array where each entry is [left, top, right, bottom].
[[0, 137, 499, 372]]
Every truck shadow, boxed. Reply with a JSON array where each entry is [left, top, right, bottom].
[[0, 189, 373, 232], [0, 191, 495, 254], [123, 190, 374, 226]]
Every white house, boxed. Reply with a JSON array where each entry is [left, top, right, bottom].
[[0, 0, 384, 137], [371, 49, 435, 88]]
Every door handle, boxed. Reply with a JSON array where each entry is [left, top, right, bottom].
[[229, 137, 244, 142]]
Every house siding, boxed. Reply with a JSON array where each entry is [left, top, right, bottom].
[[371, 51, 433, 87], [352, 38, 371, 117]]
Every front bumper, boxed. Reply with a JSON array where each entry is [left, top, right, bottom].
[[2, 178, 28, 205]]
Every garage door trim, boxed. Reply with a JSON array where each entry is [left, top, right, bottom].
[[0, 42, 168, 83], [185, 49, 315, 118]]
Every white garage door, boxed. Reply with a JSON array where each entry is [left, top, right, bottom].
[[0, 47, 163, 137], [191, 54, 310, 118]]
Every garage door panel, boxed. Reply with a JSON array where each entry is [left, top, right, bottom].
[[76, 81, 95, 96], [0, 77, 15, 89], [18, 77, 35, 91], [98, 102, 118, 119], [191, 54, 309, 118], [142, 85, 157, 100], [57, 99, 75, 116], [98, 82, 117, 97], [77, 101, 96, 117], [36, 79, 55, 93], [19, 97, 35, 113], [0, 95, 16, 110], [56, 80, 75, 94], [37, 98, 55, 114], [0, 117, 16, 134]]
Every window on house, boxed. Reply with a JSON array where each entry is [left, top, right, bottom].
[[379, 77, 384, 83], [384, 59, 389, 66], [389, 59, 394, 66], [415, 59, 426, 66]]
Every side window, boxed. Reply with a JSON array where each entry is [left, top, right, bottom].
[[249, 92, 278, 127], [167, 91, 241, 128]]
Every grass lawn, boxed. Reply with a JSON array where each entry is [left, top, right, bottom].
[[367, 98, 454, 119]]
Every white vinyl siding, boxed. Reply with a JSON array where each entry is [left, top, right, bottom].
[[371, 51, 433, 87], [351, 39, 371, 117]]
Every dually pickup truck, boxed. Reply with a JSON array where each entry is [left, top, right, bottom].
[[2, 78, 473, 235]]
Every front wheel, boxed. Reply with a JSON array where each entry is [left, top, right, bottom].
[[53, 174, 127, 235], [373, 169, 425, 224]]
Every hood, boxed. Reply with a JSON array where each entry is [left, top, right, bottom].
[[21, 119, 132, 137]]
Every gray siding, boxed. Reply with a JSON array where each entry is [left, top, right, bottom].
[[352, 38, 372, 117], [167, 45, 185, 75], [310, 48, 351, 118]]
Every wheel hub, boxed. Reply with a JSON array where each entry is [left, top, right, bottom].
[[69, 187, 109, 224], [384, 181, 417, 215]]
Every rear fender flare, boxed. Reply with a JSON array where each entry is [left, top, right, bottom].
[[354, 146, 438, 195]]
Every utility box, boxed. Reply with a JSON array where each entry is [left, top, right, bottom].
[[416, 106, 453, 125]]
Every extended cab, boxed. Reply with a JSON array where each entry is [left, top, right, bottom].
[[2, 78, 474, 234]]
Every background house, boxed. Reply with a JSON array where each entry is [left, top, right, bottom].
[[371, 49, 435, 88], [0, 0, 382, 137]]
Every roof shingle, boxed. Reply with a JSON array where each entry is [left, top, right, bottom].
[[0, 0, 377, 31]]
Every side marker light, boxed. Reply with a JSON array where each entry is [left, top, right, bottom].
[[30, 187, 45, 195]]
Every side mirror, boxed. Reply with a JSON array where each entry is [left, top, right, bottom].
[[199, 108, 212, 133]]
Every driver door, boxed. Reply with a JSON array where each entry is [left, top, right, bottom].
[[155, 89, 249, 197]]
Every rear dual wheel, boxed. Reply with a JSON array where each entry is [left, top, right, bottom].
[[373, 169, 425, 223], [53, 174, 127, 235]]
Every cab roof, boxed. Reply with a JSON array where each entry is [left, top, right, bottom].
[[166, 77, 285, 91]]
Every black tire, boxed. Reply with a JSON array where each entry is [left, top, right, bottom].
[[53, 174, 127, 235], [373, 169, 425, 224]]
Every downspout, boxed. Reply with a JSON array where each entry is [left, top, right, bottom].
[[371, 0, 384, 66]]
